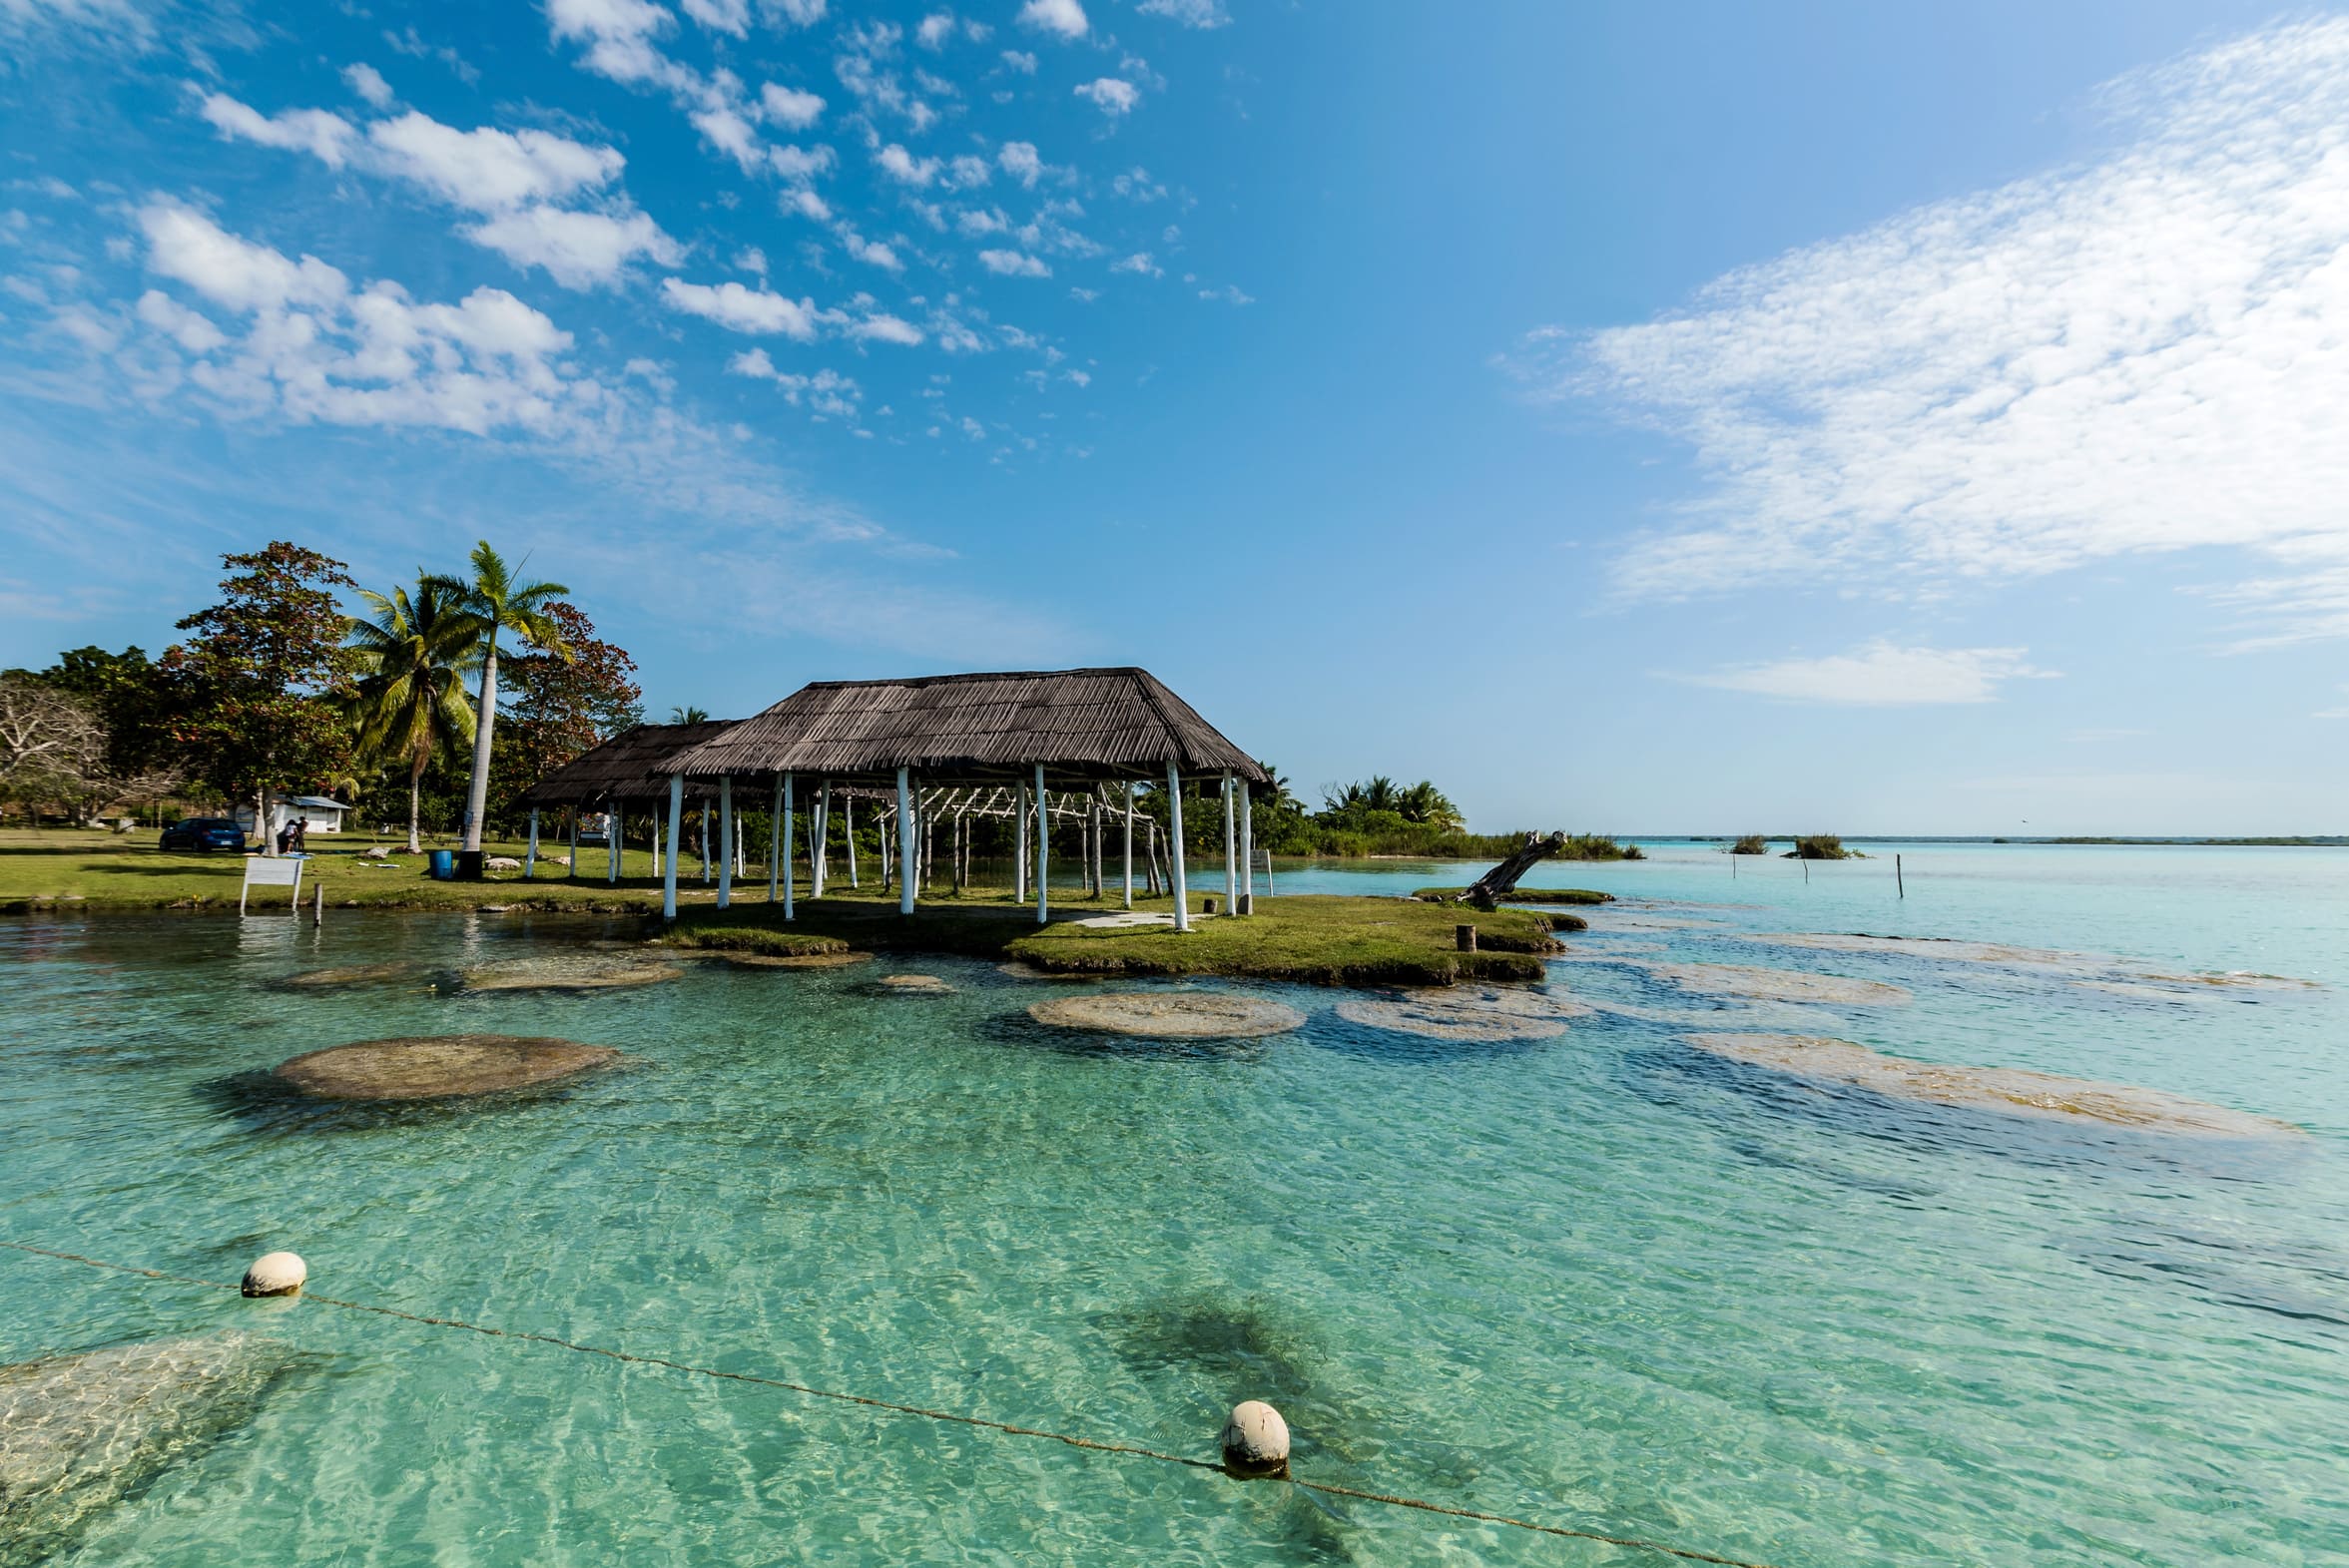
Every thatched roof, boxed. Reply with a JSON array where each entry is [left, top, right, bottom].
[[668, 668, 1268, 785], [515, 722, 734, 807]]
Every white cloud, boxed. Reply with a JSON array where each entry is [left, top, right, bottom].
[[1511, 16, 2349, 644], [1111, 252, 1160, 276], [197, 93, 357, 168], [661, 276, 818, 338], [782, 187, 833, 222], [342, 63, 394, 109], [760, 82, 825, 128], [1683, 642, 2055, 706], [1073, 78, 1138, 116], [916, 11, 954, 49], [999, 49, 1036, 74], [770, 143, 835, 182], [978, 250, 1049, 277], [680, 0, 748, 36], [1018, 0, 1085, 40], [465, 207, 682, 289], [1137, 0, 1227, 25], [775, 0, 827, 24], [367, 112, 624, 211], [1112, 166, 1166, 202], [838, 229, 902, 271], [997, 141, 1043, 187], [734, 246, 768, 274], [876, 144, 940, 186], [730, 350, 864, 418], [129, 200, 590, 437], [850, 313, 923, 345], [546, 0, 675, 85], [1198, 283, 1252, 304]]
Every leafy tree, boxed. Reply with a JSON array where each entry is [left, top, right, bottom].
[[490, 601, 643, 830], [1398, 781, 1463, 831], [0, 673, 108, 825], [428, 541, 569, 853], [161, 542, 358, 848], [345, 578, 479, 852]]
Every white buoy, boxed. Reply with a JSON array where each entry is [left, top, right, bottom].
[[1221, 1399, 1290, 1477], [242, 1252, 305, 1299]]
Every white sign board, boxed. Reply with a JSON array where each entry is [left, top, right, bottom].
[[240, 854, 302, 914]]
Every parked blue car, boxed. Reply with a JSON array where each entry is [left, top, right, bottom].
[[159, 817, 247, 852]]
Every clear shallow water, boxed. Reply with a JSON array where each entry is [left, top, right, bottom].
[[0, 843, 2343, 1566]]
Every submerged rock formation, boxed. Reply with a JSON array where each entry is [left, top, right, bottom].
[[1643, 962, 1913, 1006], [0, 1333, 298, 1562], [274, 1035, 623, 1100], [1335, 984, 1588, 1042], [458, 956, 682, 991], [1028, 992, 1306, 1039], [1682, 1033, 2299, 1137]]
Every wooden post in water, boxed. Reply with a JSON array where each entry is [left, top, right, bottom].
[[1897, 853, 1905, 898], [781, 774, 795, 919]]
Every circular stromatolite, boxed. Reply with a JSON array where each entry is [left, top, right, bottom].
[[879, 973, 952, 992], [282, 962, 418, 989], [273, 1035, 624, 1100], [458, 956, 683, 992], [1335, 984, 1589, 1042], [1221, 1400, 1291, 1477], [1641, 962, 1911, 1007], [1027, 991, 1306, 1039], [241, 1252, 305, 1298], [1682, 1033, 2299, 1138], [713, 949, 873, 969]]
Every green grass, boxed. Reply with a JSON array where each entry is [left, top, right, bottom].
[[0, 828, 729, 913], [663, 888, 1563, 986], [1410, 886, 1614, 904], [4, 831, 1572, 988]]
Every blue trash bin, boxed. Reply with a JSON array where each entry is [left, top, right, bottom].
[[427, 849, 454, 881]]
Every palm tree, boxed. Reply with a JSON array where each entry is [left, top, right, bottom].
[[670, 705, 710, 724], [1399, 780, 1464, 832], [344, 579, 478, 853], [1362, 775, 1401, 814], [429, 541, 570, 854]]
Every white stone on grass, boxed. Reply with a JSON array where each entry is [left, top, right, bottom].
[[241, 1252, 305, 1298], [1220, 1400, 1290, 1476]]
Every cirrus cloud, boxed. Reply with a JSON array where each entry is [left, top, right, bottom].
[[1681, 642, 2056, 706]]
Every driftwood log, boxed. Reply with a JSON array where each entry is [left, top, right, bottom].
[[1455, 831, 1567, 908]]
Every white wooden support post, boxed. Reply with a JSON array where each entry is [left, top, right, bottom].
[[768, 776, 783, 903], [608, 806, 620, 883], [700, 802, 712, 884], [1015, 783, 1029, 901], [567, 809, 578, 879], [846, 794, 860, 888], [525, 808, 539, 879], [1239, 782, 1254, 912], [1034, 764, 1049, 923], [782, 774, 796, 919], [717, 777, 735, 909], [661, 776, 683, 921], [1222, 771, 1237, 914], [813, 783, 829, 896], [897, 767, 916, 914], [1167, 765, 1189, 931], [1122, 783, 1134, 909]]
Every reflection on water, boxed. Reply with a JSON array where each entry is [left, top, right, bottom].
[[1, 841, 2346, 1565]]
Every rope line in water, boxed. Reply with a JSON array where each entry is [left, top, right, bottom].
[[2, 1239, 1788, 1568]]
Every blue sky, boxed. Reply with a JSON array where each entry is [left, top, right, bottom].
[[4, 0, 2346, 834]]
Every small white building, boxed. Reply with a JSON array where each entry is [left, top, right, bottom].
[[235, 794, 350, 841]]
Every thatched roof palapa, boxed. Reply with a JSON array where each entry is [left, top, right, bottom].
[[516, 722, 734, 808], [668, 668, 1268, 787]]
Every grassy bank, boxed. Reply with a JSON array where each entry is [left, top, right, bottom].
[[662, 890, 1565, 986], [1, 829, 1567, 987]]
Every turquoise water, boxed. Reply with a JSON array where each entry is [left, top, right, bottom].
[[3, 843, 2345, 1565]]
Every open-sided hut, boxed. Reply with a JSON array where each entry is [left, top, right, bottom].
[[515, 721, 732, 881], [663, 668, 1268, 926]]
